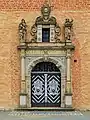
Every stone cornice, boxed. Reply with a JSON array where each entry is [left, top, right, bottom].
[[17, 42, 75, 50]]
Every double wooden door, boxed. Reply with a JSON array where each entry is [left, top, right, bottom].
[[31, 62, 61, 107]]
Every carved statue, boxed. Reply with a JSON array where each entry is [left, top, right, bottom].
[[18, 19, 27, 43], [64, 19, 73, 41]]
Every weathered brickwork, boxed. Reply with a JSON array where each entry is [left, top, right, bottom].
[[0, 0, 90, 109], [10, 43, 21, 108], [0, 0, 90, 11], [72, 39, 81, 109]]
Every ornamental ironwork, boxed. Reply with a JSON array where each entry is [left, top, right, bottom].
[[31, 62, 61, 107]]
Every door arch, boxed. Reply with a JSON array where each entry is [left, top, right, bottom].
[[31, 62, 61, 107]]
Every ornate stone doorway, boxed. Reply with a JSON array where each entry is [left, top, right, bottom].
[[18, 2, 75, 109], [31, 62, 61, 107]]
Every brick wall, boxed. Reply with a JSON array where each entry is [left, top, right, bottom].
[[0, 0, 90, 109], [0, 0, 90, 11]]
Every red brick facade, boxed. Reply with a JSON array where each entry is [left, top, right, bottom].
[[0, 0, 90, 11], [0, 0, 90, 109]]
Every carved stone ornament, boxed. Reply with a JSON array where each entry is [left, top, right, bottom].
[[30, 24, 37, 42], [64, 19, 73, 41], [18, 19, 27, 43], [55, 24, 61, 42], [35, 2, 56, 25], [30, 1, 61, 42]]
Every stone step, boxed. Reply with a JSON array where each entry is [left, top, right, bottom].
[[15, 107, 75, 111]]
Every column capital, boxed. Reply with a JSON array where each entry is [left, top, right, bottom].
[[20, 49, 26, 57], [66, 49, 71, 59], [66, 55, 71, 59]]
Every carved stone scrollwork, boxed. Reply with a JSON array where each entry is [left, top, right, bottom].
[[55, 24, 61, 42], [35, 3, 57, 25], [64, 19, 73, 41], [30, 24, 37, 42], [30, 2, 61, 43], [18, 19, 27, 43]]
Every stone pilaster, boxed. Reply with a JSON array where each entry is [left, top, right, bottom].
[[21, 49, 26, 92], [19, 48, 27, 107], [65, 49, 72, 108], [28, 73, 32, 108]]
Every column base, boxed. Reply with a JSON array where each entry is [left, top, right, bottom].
[[65, 93, 72, 108], [19, 93, 27, 108]]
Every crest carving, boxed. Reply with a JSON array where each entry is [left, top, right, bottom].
[[30, 2, 61, 42], [35, 3, 56, 25]]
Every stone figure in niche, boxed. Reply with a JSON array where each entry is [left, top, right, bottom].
[[18, 19, 27, 43], [64, 19, 73, 41]]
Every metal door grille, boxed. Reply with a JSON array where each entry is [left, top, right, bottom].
[[31, 62, 61, 107], [31, 72, 61, 107]]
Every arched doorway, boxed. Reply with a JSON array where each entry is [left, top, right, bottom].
[[31, 62, 61, 107]]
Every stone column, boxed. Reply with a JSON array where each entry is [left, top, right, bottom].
[[65, 49, 72, 108], [21, 49, 26, 92], [19, 49, 27, 107], [28, 73, 32, 108]]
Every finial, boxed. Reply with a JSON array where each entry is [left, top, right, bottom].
[[44, 0, 51, 5], [41, 1, 51, 20], [44, 0, 48, 4], [48, 0, 51, 6]]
